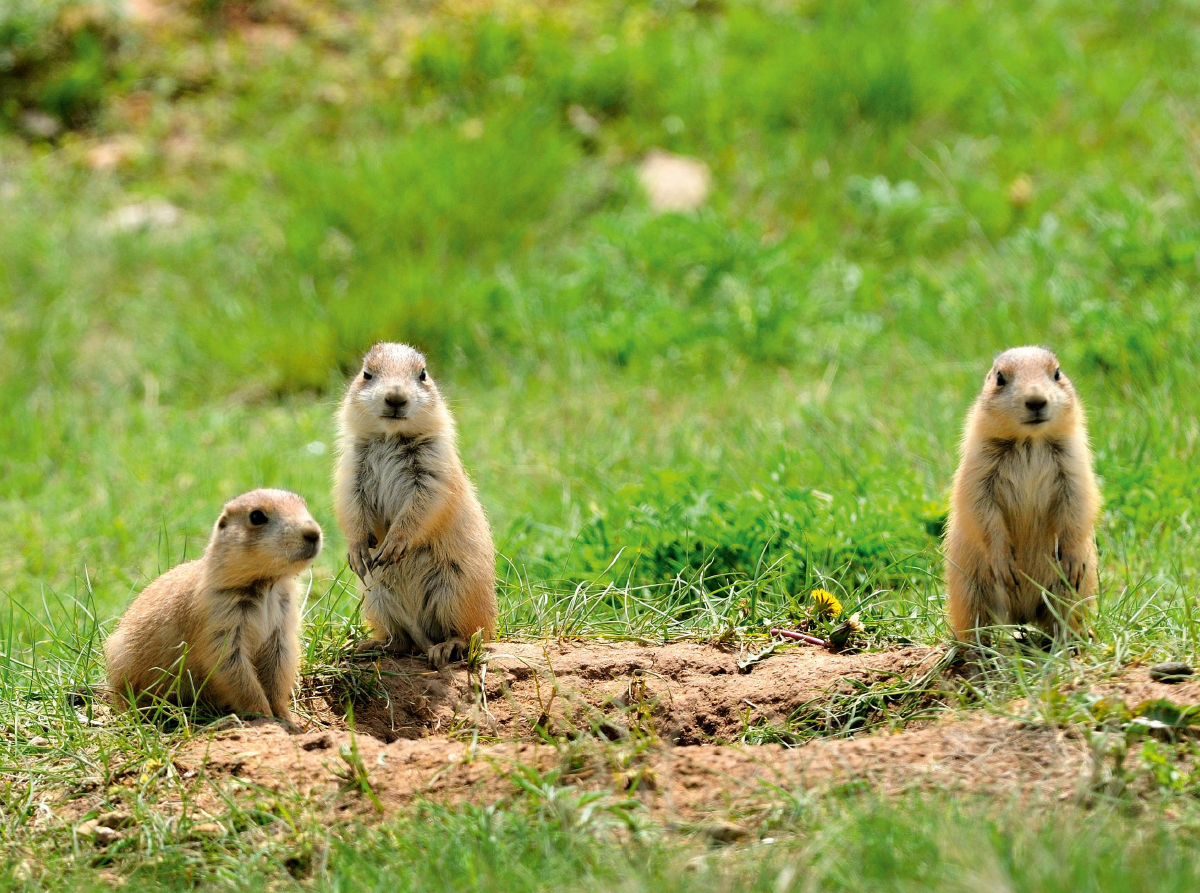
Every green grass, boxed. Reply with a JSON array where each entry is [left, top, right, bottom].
[[5, 0, 1200, 888], [8, 767, 1200, 891]]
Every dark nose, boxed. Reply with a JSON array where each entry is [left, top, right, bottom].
[[304, 529, 321, 545], [1025, 397, 1047, 413], [384, 393, 408, 410]]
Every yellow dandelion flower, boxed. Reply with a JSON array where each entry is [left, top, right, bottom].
[[810, 588, 842, 618]]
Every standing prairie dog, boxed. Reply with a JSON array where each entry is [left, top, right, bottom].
[[334, 342, 497, 668], [105, 489, 322, 725], [945, 346, 1100, 640]]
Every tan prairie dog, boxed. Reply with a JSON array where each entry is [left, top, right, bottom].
[[334, 342, 497, 668], [105, 489, 322, 725], [945, 346, 1101, 640]]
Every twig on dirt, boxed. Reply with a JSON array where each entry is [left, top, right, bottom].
[[770, 628, 830, 648]]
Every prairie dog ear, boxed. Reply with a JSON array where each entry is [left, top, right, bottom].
[[217, 513, 228, 530]]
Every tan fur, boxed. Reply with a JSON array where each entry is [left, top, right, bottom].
[[334, 342, 497, 668], [105, 489, 322, 725], [945, 346, 1101, 639]]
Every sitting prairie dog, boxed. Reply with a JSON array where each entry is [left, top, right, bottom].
[[105, 489, 322, 725], [334, 342, 497, 668], [945, 346, 1100, 639]]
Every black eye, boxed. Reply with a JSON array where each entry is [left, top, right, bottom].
[[419, 369, 427, 382], [249, 510, 268, 526], [1054, 368, 1061, 381], [995, 371, 1007, 388], [362, 371, 373, 381]]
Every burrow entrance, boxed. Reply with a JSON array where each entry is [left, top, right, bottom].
[[302, 640, 946, 745]]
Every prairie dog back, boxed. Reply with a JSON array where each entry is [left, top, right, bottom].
[[105, 489, 322, 724], [334, 342, 496, 668], [944, 346, 1100, 639]]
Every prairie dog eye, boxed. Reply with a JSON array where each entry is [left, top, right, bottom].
[[419, 369, 427, 382], [1054, 368, 1061, 381], [249, 510, 268, 526], [362, 370, 373, 381], [995, 371, 1007, 388]]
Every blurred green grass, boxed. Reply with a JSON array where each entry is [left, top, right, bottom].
[[4, 0, 1200, 644]]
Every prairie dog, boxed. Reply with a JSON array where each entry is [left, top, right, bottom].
[[334, 342, 497, 668], [945, 346, 1100, 639], [105, 489, 322, 725]]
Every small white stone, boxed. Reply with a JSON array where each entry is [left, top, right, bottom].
[[20, 110, 61, 140], [102, 199, 183, 234], [637, 149, 711, 213], [93, 825, 120, 846], [567, 105, 600, 139]]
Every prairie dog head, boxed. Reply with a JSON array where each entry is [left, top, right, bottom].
[[973, 346, 1080, 439], [203, 489, 323, 590], [339, 342, 451, 439]]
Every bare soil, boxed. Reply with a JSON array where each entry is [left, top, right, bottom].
[[176, 711, 1089, 825], [87, 642, 1200, 827], [308, 640, 943, 745], [63, 638, 1200, 825]]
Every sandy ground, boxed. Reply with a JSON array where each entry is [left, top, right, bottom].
[[106, 641, 1197, 826]]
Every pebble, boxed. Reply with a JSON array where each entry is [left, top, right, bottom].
[[699, 820, 749, 843], [93, 826, 120, 846], [97, 811, 134, 830], [1150, 661, 1194, 683], [637, 149, 711, 213]]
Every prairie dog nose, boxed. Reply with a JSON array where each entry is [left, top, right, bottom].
[[301, 525, 323, 558], [384, 392, 408, 409], [1025, 396, 1048, 413]]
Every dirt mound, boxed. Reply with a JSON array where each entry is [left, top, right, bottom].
[[175, 713, 1088, 824], [110, 643, 1200, 827], [310, 640, 943, 744]]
